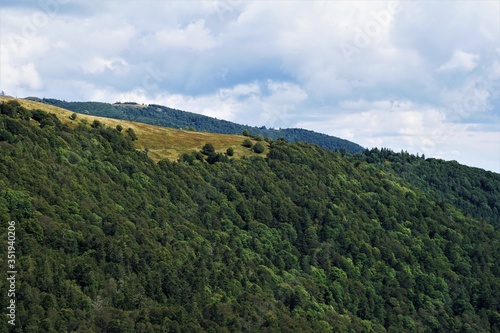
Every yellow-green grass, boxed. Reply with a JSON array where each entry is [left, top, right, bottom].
[[0, 96, 268, 162]]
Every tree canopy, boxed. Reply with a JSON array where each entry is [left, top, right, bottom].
[[0, 102, 499, 332]]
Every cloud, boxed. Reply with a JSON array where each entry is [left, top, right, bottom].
[[152, 20, 216, 52], [295, 99, 500, 172], [437, 50, 479, 73]]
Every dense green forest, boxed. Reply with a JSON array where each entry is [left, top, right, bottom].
[[1, 101, 499, 332], [40, 98, 364, 154], [354, 148, 500, 228]]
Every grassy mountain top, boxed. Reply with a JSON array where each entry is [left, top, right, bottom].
[[41, 98, 365, 154], [0, 97, 267, 162]]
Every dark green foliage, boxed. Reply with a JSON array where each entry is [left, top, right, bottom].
[[242, 139, 252, 148], [0, 104, 499, 332], [356, 148, 500, 227], [206, 152, 228, 164], [226, 147, 234, 157], [126, 128, 137, 141], [31, 109, 59, 128], [91, 119, 103, 128], [42, 99, 364, 154], [201, 143, 215, 155], [1, 100, 32, 120], [70, 112, 77, 120], [116, 124, 123, 132], [253, 142, 265, 154]]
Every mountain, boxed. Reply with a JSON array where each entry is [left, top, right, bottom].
[[41, 98, 365, 154], [2, 97, 268, 162], [353, 148, 500, 228], [1, 99, 499, 332]]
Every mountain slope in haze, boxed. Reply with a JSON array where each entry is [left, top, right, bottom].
[[41, 98, 364, 154], [1, 101, 499, 332]]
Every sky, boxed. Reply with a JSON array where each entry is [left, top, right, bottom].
[[0, 0, 499, 172]]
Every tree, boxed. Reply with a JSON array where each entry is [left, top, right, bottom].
[[242, 139, 252, 148], [226, 147, 234, 157], [202, 143, 215, 155], [91, 120, 103, 129], [126, 128, 137, 141], [70, 113, 78, 121], [116, 125, 123, 132], [253, 142, 265, 154], [207, 152, 228, 164], [242, 129, 251, 137]]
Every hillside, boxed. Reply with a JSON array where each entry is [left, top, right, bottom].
[[0, 97, 268, 162], [354, 148, 500, 228], [41, 98, 365, 154], [1, 101, 499, 332]]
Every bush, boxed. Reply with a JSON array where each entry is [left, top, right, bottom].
[[91, 120, 103, 129], [202, 143, 215, 155], [126, 128, 137, 141], [253, 142, 265, 154], [226, 147, 234, 157], [242, 139, 253, 148], [207, 152, 228, 164]]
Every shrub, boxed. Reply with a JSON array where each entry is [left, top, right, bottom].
[[201, 143, 215, 155], [91, 120, 103, 129], [253, 142, 265, 154], [242, 139, 252, 148], [126, 128, 137, 141]]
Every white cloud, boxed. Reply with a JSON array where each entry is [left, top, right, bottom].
[[437, 50, 479, 73], [153, 20, 216, 51], [81, 57, 129, 75], [295, 101, 496, 172]]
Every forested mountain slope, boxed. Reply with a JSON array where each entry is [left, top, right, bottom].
[[355, 148, 500, 228], [0, 101, 499, 332], [41, 98, 364, 154]]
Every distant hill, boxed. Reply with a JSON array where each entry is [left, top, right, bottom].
[[41, 98, 364, 154]]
